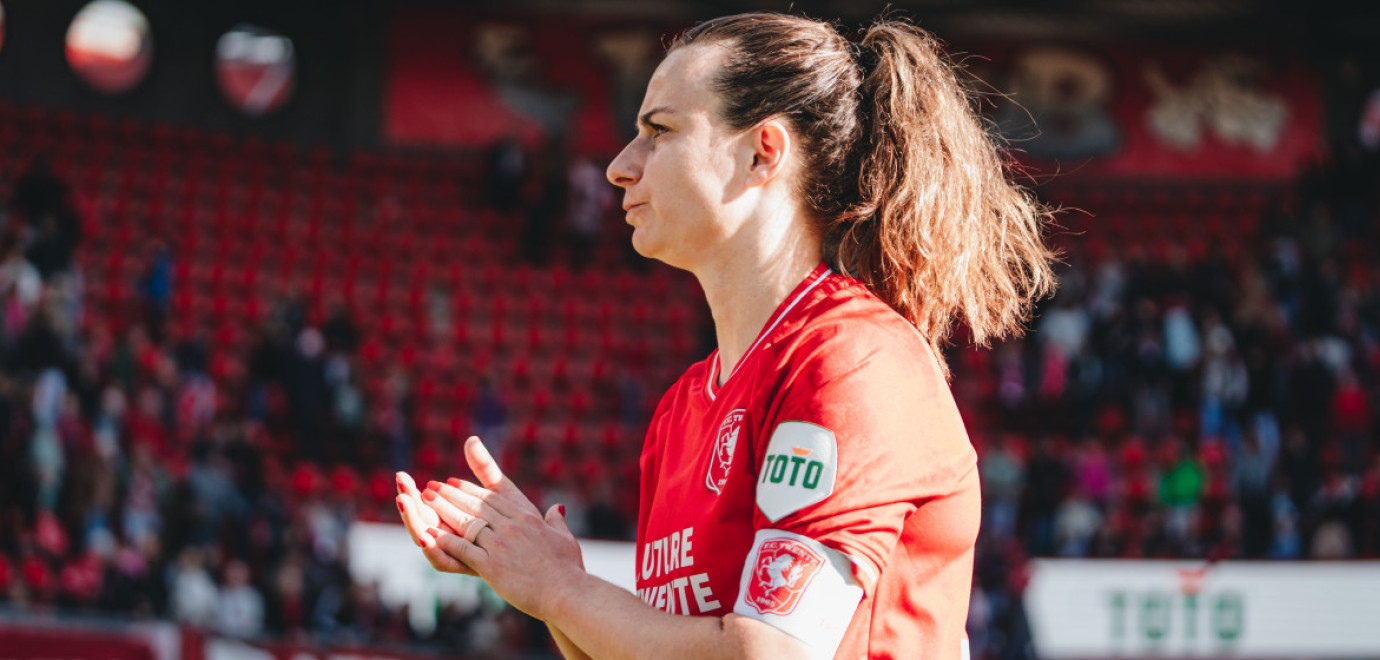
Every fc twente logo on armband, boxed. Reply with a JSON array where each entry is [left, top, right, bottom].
[[705, 409, 746, 494], [745, 537, 825, 616]]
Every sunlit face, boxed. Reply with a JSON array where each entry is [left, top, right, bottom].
[[606, 45, 749, 271]]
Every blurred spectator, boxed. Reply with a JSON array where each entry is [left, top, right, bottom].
[[286, 326, 329, 460], [327, 355, 366, 464], [9, 155, 70, 225], [323, 302, 360, 356], [486, 136, 526, 215], [121, 442, 167, 549], [1038, 293, 1090, 360], [24, 210, 81, 280], [215, 560, 265, 637], [521, 136, 569, 266], [30, 369, 68, 511], [567, 153, 613, 270], [1269, 485, 1303, 558], [1020, 437, 1071, 555], [1199, 311, 1248, 444], [980, 435, 1025, 541], [58, 550, 105, 608], [169, 546, 219, 627], [1160, 438, 1205, 543], [1232, 432, 1275, 557], [1053, 488, 1102, 557], [585, 480, 632, 540], [472, 378, 510, 461], [138, 241, 173, 341], [1163, 302, 1201, 406], [966, 576, 992, 660], [377, 367, 413, 472], [0, 233, 42, 325]]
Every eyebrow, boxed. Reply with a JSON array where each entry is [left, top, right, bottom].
[[638, 106, 675, 129]]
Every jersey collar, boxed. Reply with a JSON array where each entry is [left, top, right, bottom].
[[705, 263, 833, 402]]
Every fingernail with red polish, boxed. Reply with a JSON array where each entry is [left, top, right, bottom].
[[421, 489, 437, 502], [558, 504, 566, 517], [447, 477, 464, 488], [396, 500, 405, 513], [426, 481, 442, 491], [426, 527, 441, 539]]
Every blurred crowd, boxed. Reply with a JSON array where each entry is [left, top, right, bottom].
[[0, 134, 1376, 660], [961, 143, 1380, 658], [0, 153, 626, 657]]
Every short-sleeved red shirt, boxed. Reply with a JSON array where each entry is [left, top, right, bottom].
[[635, 264, 980, 659]]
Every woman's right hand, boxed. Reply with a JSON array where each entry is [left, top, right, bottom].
[[395, 471, 475, 576]]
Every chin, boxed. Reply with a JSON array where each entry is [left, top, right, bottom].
[[629, 227, 658, 259], [629, 231, 688, 271]]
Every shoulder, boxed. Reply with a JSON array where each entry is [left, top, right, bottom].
[[648, 355, 712, 421], [773, 274, 944, 401], [672, 356, 712, 397], [758, 275, 975, 499]]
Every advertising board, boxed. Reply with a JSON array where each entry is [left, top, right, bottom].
[[1025, 560, 1380, 659]]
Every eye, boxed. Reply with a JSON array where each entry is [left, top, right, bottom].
[[647, 123, 669, 141]]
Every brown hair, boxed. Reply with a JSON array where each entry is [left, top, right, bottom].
[[672, 13, 1057, 377]]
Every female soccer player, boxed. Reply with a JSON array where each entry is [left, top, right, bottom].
[[396, 12, 1055, 659]]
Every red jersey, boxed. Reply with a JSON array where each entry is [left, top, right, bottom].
[[635, 264, 979, 659]]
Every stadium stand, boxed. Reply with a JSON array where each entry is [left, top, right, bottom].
[[0, 100, 704, 655], [1, 19, 1378, 660]]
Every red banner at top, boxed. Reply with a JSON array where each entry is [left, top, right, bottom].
[[383, 5, 671, 156], [383, 4, 1323, 180], [969, 42, 1322, 180]]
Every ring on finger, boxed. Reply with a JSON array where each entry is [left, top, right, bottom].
[[465, 518, 490, 544]]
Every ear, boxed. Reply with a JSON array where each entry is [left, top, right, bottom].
[[743, 118, 792, 188]]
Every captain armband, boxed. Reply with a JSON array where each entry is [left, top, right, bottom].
[[733, 529, 864, 659]]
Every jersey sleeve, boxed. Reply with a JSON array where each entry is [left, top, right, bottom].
[[731, 319, 976, 654]]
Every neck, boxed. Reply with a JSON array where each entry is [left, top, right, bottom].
[[694, 216, 822, 386]]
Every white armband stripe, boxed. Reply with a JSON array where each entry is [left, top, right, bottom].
[[843, 551, 879, 591], [734, 529, 863, 659]]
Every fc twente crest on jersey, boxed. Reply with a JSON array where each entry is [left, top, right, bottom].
[[745, 537, 825, 616], [706, 409, 746, 494]]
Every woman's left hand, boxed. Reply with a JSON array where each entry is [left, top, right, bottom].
[[420, 436, 585, 621]]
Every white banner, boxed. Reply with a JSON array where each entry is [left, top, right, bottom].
[[1025, 559, 1380, 659]]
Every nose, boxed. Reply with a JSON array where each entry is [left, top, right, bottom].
[[606, 138, 641, 188]]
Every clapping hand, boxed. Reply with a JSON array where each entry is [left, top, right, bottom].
[[395, 436, 585, 620]]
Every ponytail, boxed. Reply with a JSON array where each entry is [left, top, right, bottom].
[[674, 14, 1057, 377], [837, 23, 1057, 376]]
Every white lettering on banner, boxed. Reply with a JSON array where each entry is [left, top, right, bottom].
[[1144, 56, 1288, 153]]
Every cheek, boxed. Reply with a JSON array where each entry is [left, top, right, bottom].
[[643, 133, 733, 241]]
